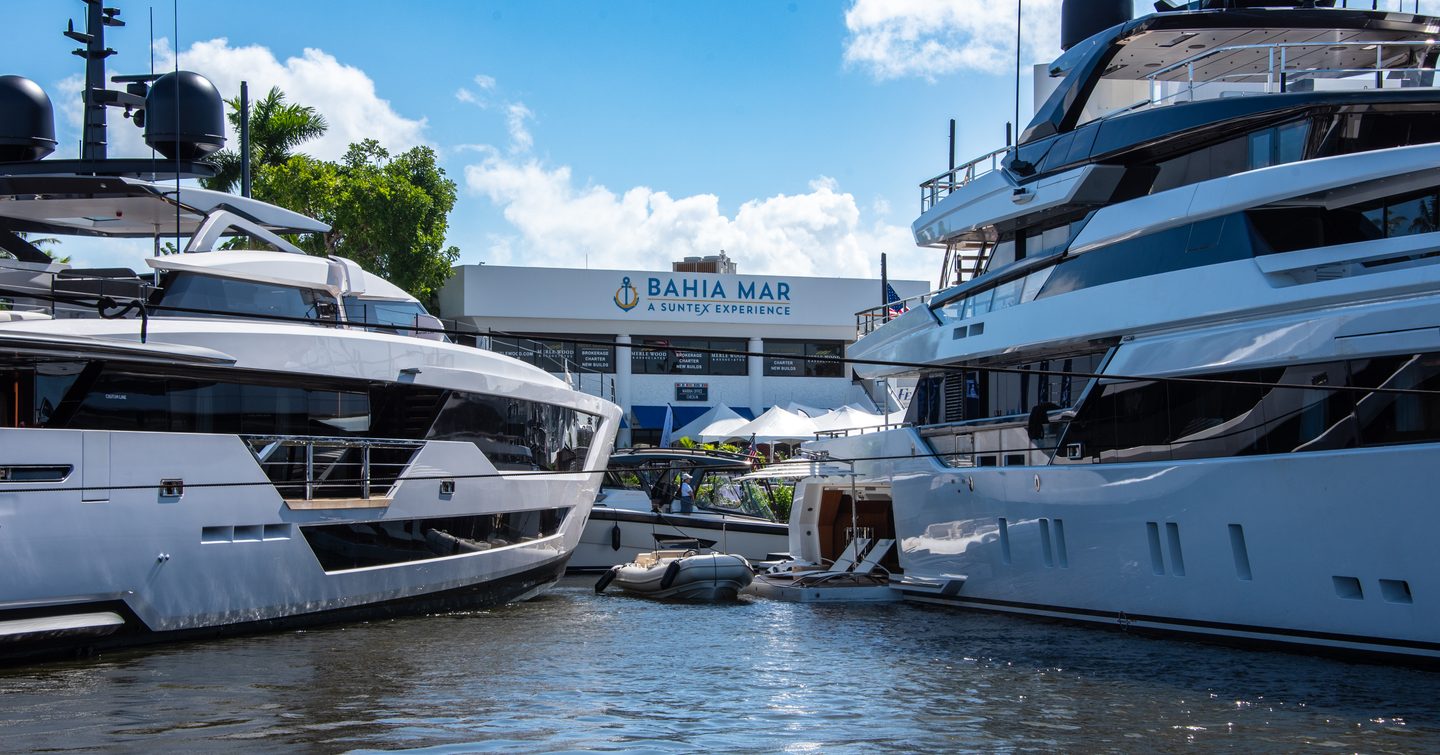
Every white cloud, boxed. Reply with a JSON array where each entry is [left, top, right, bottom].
[[455, 73, 534, 155], [59, 38, 428, 161], [463, 154, 933, 286], [505, 103, 534, 154], [843, 0, 1062, 80]]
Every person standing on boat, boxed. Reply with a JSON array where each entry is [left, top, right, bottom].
[[679, 473, 694, 515]]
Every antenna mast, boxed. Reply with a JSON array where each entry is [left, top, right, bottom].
[[68, 0, 126, 160]]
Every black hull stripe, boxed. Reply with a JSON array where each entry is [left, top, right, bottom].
[[907, 592, 1440, 655], [0, 559, 567, 666], [589, 508, 787, 536]]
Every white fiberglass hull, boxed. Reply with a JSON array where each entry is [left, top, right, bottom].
[[0, 427, 609, 663], [570, 506, 788, 572], [812, 429, 1440, 660]]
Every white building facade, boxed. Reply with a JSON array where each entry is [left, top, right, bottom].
[[437, 263, 928, 445]]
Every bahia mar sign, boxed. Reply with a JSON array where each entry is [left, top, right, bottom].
[[614, 274, 793, 317]]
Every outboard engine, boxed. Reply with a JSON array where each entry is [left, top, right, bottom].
[[0, 76, 56, 162], [143, 70, 225, 160]]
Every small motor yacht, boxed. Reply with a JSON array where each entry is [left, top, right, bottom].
[[570, 448, 788, 571], [594, 541, 753, 601]]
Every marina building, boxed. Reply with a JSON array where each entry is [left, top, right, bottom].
[[436, 255, 929, 445]]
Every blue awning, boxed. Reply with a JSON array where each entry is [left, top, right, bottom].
[[631, 405, 709, 429]]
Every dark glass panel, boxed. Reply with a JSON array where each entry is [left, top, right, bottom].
[[68, 371, 169, 432], [1352, 354, 1440, 446], [301, 508, 572, 571], [156, 272, 335, 321], [709, 339, 748, 376], [763, 341, 805, 377], [32, 362, 83, 427], [427, 391, 595, 471], [1165, 372, 1271, 459], [806, 342, 844, 378], [1254, 363, 1357, 453], [633, 339, 674, 375], [1152, 135, 1246, 194]]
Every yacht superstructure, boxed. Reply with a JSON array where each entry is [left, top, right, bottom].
[[809, 0, 1440, 660], [0, 2, 619, 662]]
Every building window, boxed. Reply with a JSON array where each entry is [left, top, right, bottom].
[[632, 338, 748, 376], [490, 335, 615, 373], [764, 340, 845, 378]]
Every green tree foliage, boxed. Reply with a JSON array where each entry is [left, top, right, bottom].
[[200, 87, 328, 194], [254, 141, 460, 302], [203, 89, 460, 302]]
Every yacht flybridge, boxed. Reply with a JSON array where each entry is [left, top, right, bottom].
[[0, 2, 619, 663], [810, 0, 1440, 660]]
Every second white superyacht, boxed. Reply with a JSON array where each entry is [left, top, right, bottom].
[[809, 0, 1440, 660]]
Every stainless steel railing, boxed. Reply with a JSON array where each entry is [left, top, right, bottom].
[[243, 434, 425, 501]]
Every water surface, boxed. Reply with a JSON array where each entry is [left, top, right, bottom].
[[2, 577, 1437, 752]]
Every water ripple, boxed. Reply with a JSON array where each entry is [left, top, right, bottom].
[[2, 578, 1440, 752]]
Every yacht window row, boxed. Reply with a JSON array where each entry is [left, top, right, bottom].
[[489, 334, 846, 378], [0, 360, 598, 472], [302, 507, 573, 572], [939, 182, 1440, 324], [1057, 353, 1440, 464], [909, 352, 1107, 425], [146, 271, 443, 339]]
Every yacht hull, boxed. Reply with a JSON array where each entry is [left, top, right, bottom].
[[814, 430, 1440, 660], [0, 427, 604, 664], [570, 507, 788, 572]]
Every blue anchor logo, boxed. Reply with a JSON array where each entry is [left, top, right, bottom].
[[614, 276, 640, 311]]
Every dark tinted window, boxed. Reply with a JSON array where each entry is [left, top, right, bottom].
[[633, 338, 747, 376], [302, 508, 572, 571], [427, 391, 597, 471], [1314, 112, 1440, 159], [1058, 356, 1440, 464], [155, 272, 336, 321], [764, 341, 844, 377], [66, 368, 371, 436], [1038, 215, 1253, 299], [908, 352, 1104, 426]]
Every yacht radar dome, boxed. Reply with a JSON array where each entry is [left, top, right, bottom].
[[0, 75, 56, 163], [144, 70, 225, 160]]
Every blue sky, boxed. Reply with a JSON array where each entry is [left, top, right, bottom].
[[11, 0, 1419, 285]]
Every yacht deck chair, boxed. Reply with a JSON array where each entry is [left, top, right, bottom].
[[824, 536, 869, 572], [851, 538, 894, 577], [795, 537, 891, 587]]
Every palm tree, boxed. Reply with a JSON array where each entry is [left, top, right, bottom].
[[200, 87, 328, 193]]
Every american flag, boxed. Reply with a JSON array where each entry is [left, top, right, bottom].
[[886, 283, 907, 315]]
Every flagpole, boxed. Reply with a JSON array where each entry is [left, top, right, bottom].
[[881, 252, 890, 323]]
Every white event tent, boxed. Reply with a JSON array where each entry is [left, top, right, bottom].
[[673, 405, 753, 443], [812, 405, 891, 434], [726, 406, 820, 443]]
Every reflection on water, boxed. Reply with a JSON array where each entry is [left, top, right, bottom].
[[2, 577, 1439, 751]]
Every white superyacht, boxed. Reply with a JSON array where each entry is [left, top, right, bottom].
[[0, 3, 619, 662], [808, 0, 1440, 660]]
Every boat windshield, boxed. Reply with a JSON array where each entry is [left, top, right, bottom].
[[343, 296, 447, 340], [152, 271, 338, 323], [699, 478, 777, 521]]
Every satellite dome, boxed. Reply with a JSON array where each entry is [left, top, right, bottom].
[[0, 75, 57, 163], [144, 70, 225, 160]]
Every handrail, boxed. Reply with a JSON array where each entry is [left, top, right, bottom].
[[242, 434, 425, 501], [854, 291, 935, 337], [1141, 39, 1439, 110], [919, 146, 1010, 213], [916, 40, 1440, 214]]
